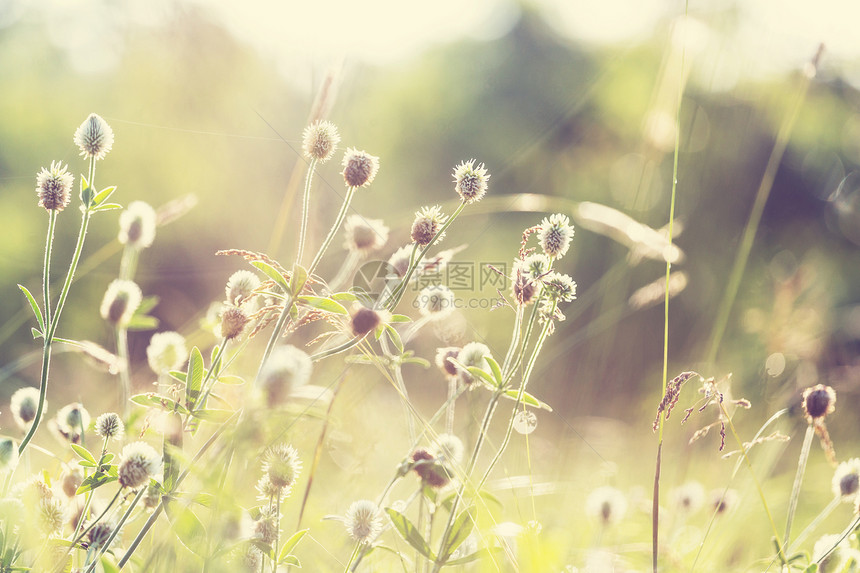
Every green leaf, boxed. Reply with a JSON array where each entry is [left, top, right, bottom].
[[290, 263, 308, 295], [185, 347, 204, 410], [401, 356, 431, 368], [92, 203, 123, 212], [251, 261, 290, 294], [485, 356, 503, 387], [216, 374, 246, 385], [278, 529, 309, 564], [388, 314, 412, 323], [126, 314, 159, 331], [297, 296, 347, 315], [77, 472, 116, 494], [70, 444, 97, 465], [281, 555, 301, 567], [80, 176, 94, 207], [445, 547, 503, 567], [190, 409, 234, 422], [92, 185, 117, 206], [501, 389, 553, 411], [136, 295, 160, 315], [803, 565, 818, 573], [131, 393, 189, 414], [168, 370, 187, 384], [164, 502, 207, 557], [440, 506, 475, 562], [31, 327, 42, 339], [99, 555, 120, 573], [163, 414, 183, 493], [18, 285, 44, 333], [385, 324, 404, 354], [331, 291, 358, 302], [385, 508, 436, 562]]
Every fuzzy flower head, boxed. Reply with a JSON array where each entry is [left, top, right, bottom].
[[832, 459, 860, 501], [35, 161, 74, 212], [802, 384, 836, 422], [434, 433, 464, 465], [511, 259, 539, 306], [263, 444, 302, 490], [350, 305, 384, 337], [87, 520, 116, 551], [417, 285, 456, 318], [257, 345, 313, 406], [302, 120, 340, 163], [411, 205, 448, 246], [670, 482, 705, 515], [344, 500, 382, 544], [219, 306, 251, 340], [74, 113, 114, 160], [411, 448, 453, 488], [117, 442, 162, 489], [344, 215, 389, 254], [342, 148, 379, 188], [39, 497, 66, 535], [711, 488, 738, 515], [812, 533, 859, 573], [146, 331, 188, 374], [538, 214, 575, 259], [55, 402, 91, 442], [254, 505, 280, 545], [455, 342, 493, 387], [543, 272, 577, 303], [118, 201, 157, 249], [0, 437, 18, 472], [225, 270, 261, 309], [95, 412, 124, 440], [10, 386, 43, 431], [100, 279, 142, 327], [453, 159, 490, 204], [435, 347, 461, 379], [585, 486, 627, 526], [523, 253, 551, 279]]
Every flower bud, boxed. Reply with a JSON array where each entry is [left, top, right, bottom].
[[73, 113, 114, 160], [118, 201, 157, 249], [453, 159, 489, 204], [537, 213, 575, 259], [100, 279, 143, 327], [802, 384, 836, 421], [146, 331, 188, 374], [350, 306, 382, 337], [344, 215, 389, 253], [117, 442, 161, 489], [411, 205, 447, 246], [302, 120, 340, 163], [35, 161, 73, 212], [342, 148, 379, 188]]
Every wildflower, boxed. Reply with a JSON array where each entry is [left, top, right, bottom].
[[812, 533, 858, 573], [100, 279, 143, 327], [832, 459, 860, 501], [219, 306, 251, 340], [94, 412, 124, 440], [87, 521, 116, 551], [802, 384, 838, 463], [711, 488, 738, 514], [73, 113, 114, 160], [411, 205, 447, 246], [434, 433, 464, 464], [256, 475, 288, 501], [263, 444, 302, 490], [117, 442, 161, 489], [40, 497, 66, 535], [543, 272, 577, 303], [455, 342, 493, 387], [302, 120, 340, 163], [350, 306, 383, 337], [523, 253, 551, 279], [54, 402, 91, 442], [453, 159, 490, 204], [342, 148, 379, 188], [585, 486, 627, 526], [35, 161, 73, 212], [537, 214, 575, 259], [411, 449, 452, 488], [670, 481, 705, 515], [225, 270, 261, 307], [435, 347, 461, 378], [511, 260, 538, 305], [0, 437, 18, 472], [258, 345, 312, 406], [417, 285, 456, 318], [118, 201, 157, 249], [344, 500, 382, 544], [254, 505, 280, 545], [344, 215, 389, 254], [146, 331, 188, 374], [10, 386, 43, 431], [239, 545, 263, 571]]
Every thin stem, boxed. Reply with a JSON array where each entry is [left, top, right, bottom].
[[271, 496, 281, 573], [116, 327, 131, 419], [42, 211, 57, 326], [784, 424, 815, 550], [308, 185, 357, 277], [343, 542, 361, 573], [445, 378, 457, 435], [86, 487, 146, 573], [296, 158, 317, 266], [788, 496, 841, 555], [119, 245, 139, 281], [73, 488, 122, 546]]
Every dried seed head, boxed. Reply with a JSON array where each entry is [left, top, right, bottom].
[[302, 120, 340, 163], [73, 113, 114, 160], [117, 442, 162, 489], [453, 159, 490, 204], [455, 342, 493, 387], [833, 458, 860, 501], [435, 347, 461, 378], [411, 205, 447, 246], [258, 345, 313, 406], [219, 306, 251, 340], [543, 272, 577, 303], [35, 161, 73, 212], [95, 412, 124, 440], [146, 331, 188, 374], [537, 213, 575, 259], [417, 285, 456, 318], [263, 444, 302, 490], [344, 215, 389, 253], [87, 520, 116, 551], [344, 500, 382, 544], [118, 201, 157, 249], [10, 386, 43, 431], [585, 486, 627, 526], [342, 148, 379, 188], [802, 384, 836, 422], [0, 437, 18, 472], [351, 306, 382, 337], [225, 270, 261, 308], [411, 448, 452, 488], [100, 279, 143, 326]]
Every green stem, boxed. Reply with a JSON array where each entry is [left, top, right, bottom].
[[308, 185, 357, 277], [85, 487, 146, 573], [296, 158, 317, 266], [43, 211, 57, 326], [73, 488, 122, 546], [784, 424, 815, 550], [119, 245, 139, 281], [271, 496, 281, 573], [116, 327, 131, 419], [788, 496, 841, 554]]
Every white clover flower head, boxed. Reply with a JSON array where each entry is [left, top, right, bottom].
[[803, 384, 836, 422], [538, 213, 575, 259], [39, 497, 66, 535], [118, 201, 157, 249], [218, 306, 250, 340], [342, 148, 380, 188], [0, 437, 18, 472], [417, 285, 456, 318], [100, 279, 143, 326], [95, 412, 124, 440], [453, 159, 490, 204], [10, 386, 42, 431], [435, 347, 461, 378], [254, 505, 280, 545], [455, 342, 493, 387], [256, 474, 288, 501], [74, 113, 114, 160], [344, 215, 389, 254], [344, 500, 382, 544], [523, 253, 552, 279], [434, 433, 464, 465], [87, 520, 116, 551], [411, 205, 448, 246], [146, 331, 188, 374], [302, 120, 340, 163], [670, 481, 705, 515], [832, 458, 860, 501], [225, 270, 261, 308], [35, 161, 74, 212], [56, 402, 91, 438], [263, 444, 302, 490], [585, 486, 627, 526], [117, 442, 162, 489], [258, 345, 313, 406], [543, 272, 577, 303]]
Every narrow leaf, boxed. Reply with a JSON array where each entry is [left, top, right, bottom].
[[385, 324, 404, 354], [331, 291, 359, 302], [92, 185, 118, 206], [136, 295, 160, 315], [485, 356, 503, 387], [92, 203, 123, 212], [388, 314, 412, 323], [70, 444, 97, 465], [445, 547, 503, 567], [278, 529, 309, 564], [164, 502, 207, 557], [440, 505, 476, 561], [131, 393, 189, 414], [126, 314, 159, 331], [298, 296, 347, 315], [290, 263, 308, 295], [190, 408, 234, 422], [251, 261, 291, 294], [385, 508, 436, 561], [18, 285, 44, 333], [185, 347, 204, 410], [502, 389, 553, 411]]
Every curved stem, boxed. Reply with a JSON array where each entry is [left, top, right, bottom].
[[85, 487, 146, 573], [296, 158, 317, 266], [784, 424, 815, 550], [308, 185, 356, 277]]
